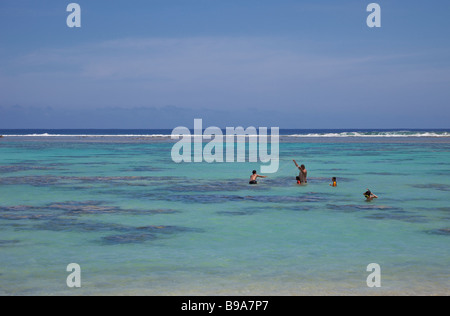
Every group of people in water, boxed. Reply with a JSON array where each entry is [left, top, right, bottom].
[[249, 160, 378, 201]]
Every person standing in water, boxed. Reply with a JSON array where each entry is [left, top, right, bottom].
[[249, 170, 267, 185], [293, 160, 307, 184], [364, 189, 378, 201], [330, 177, 337, 187]]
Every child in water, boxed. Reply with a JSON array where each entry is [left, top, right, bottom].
[[249, 170, 267, 185], [364, 189, 378, 201], [330, 177, 337, 187]]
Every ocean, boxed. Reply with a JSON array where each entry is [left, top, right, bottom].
[[0, 129, 449, 295]]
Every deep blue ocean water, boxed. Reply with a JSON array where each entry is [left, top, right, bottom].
[[0, 130, 449, 295], [0, 128, 449, 137]]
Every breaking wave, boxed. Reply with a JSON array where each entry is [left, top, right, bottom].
[[1, 130, 449, 138]]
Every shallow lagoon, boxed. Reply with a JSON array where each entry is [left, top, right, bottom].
[[0, 135, 449, 295]]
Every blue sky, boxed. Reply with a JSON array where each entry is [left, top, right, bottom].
[[0, 0, 449, 128]]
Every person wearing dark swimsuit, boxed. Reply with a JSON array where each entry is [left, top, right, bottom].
[[249, 170, 267, 185]]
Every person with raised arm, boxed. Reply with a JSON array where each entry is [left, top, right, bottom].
[[293, 160, 308, 185]]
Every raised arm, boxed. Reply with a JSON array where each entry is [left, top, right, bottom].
[[293, 160, 300, 168]]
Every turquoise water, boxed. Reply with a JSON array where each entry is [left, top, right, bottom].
[[0, 136, 449, 295]]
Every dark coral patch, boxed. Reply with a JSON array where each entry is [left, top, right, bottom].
[[364, 213, 428, 223], [101, 232, 157, 245], [101, 225, 202, 245], [410, 184, 450, 192], [327, 204, 403, 212], [0, 240, 20, 247], [34, 218, 128, 233], [0, 201, 179, 218], [217, 210, 260, 216], [166, 193, 328, 204], [426, 228, 450, 236], [0, 165, 59, 174]]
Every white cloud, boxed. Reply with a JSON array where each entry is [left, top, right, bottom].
[[1, 36, 449, 115], [10, 37, 373, 81]]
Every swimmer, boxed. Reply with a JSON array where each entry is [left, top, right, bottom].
[[330, 177, 337, 187], [364, 189, 378, 201], [249, 170, 267, 185], [293, 160, 307, 184]]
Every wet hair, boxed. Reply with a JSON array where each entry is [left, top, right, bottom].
[[252, 170, 257, 174], [300, 165, 305, 170], [332, 177, 337, 181]]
